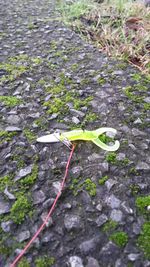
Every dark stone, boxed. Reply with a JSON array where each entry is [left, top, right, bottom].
[[99, 241, 120, 263], [79, 236, 100, 255], [64, 214, 82, 231]]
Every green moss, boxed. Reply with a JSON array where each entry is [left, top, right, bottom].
[[18, 258, 30, 267], [137, 222, 150, 259], [115, 63, 127, 69], [73, 96, 93, 110], [50, 40, 57, 50], [80, 78, 91, 86], [0, 131, 17, 143], [0, 32, 7, 38], [34, 117, 48, 129], [0, 233, 27, 259], [31, 57, 43, 65], [144, 103, 150, 110], [110, 231, 128, 247], [130, 184, 140, 196], [44, 85, 93, 117], [71, 63, 79, 71], [128, 167, 139, 175], [69, 177, 82, 196], [136, 195, 150, 215], [70, 177, 96, 197], [46, 84, 66, 94], [35, 256, 55, 267], [44, 97, 68, 114], [0, 242, 11, 256], [99, 175, 109, 185], [102, 220, 118, 233], [47, 63, 57, 70], [23, 129, 37, 143], [84, 178, 96, 197], [19, 164, 38, 186], [97, 77, 106, 85], [61, 55, 69, 62], [124, 86, 143, 103], [0, 175, 13, 192], [121, 139, 128, 146], [0, 54, 43, 85], [12, 145, 25, 158], [120, 157, 130, 166], [105, 152, 130, 166], [131, 73, 142, 82], [41, 74, 93, 124], [0, 96, 22, 107], [0, 58, 28, 83], [0, 63, 27, 76], [16, 160, 25, 169], [135, 84, 148, 91], [9, 54, 29, 62], [10, 195, 32, 224], [38, 78, 47, 86], [105, 152, 117, 164], [84, 112, 98, 122], [59, 72, 73, 86], [53, 50, 64, 57], [28, 23, 38, 30], [143, 75, 150, 85]]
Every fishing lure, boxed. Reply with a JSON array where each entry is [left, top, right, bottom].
[[37, 127, 120, 151]]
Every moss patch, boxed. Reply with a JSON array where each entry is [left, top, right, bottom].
[[0, 96, 22, 107], [0, 54, 43, 84], [105, 152, 130, 167], [10, 195, 32, 224], [0, 63, 28, 83], [23, 129, 37, 143], [0, 130, 17, 144], [110, 231, 128, 247], [70, 177, 96, 197], [130, 184, 140, 196], [84, 178, 96, 197], [34, 117, 48, 130], [0, 235, 12, 257], [137, 222, 150, 259], [35, 256, 55, 267], [136, 195, 150, 216], [18, 258, 30, 267], [105, 152, 117, 164], [102, 220, 118, 233], [99, 175, 109, 185], [19, 164, 38, 187], [84, 112, 98, 122], [124, 86, 143, 103], [43, 77, 93, 120], [144, 103, 150, 111], [0, 174, 13, 192], [97, 77, 106, 85]]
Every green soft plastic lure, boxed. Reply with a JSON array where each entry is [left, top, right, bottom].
[[37, 127, 120, 151]]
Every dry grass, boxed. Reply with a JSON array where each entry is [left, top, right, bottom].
[[59, 0, 150, 74]]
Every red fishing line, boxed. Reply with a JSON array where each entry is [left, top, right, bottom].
[[10, 143, 76, 267]]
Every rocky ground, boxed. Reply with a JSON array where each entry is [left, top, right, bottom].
[[0, 0, 150, 266]]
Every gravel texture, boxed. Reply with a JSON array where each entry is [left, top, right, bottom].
[[0, 0, 150, 266]]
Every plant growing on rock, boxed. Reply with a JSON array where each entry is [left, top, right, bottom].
[[10, 195, 32, 224], [110, 231, 128, 247], [137, 222, 150, 259]]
